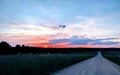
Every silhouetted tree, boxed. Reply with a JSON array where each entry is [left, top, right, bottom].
[[0, 41, 11, 48], [22, 45, 25, 48], [15, 44, 21, 48]]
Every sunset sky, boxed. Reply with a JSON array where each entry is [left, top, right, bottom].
[[0, 0, 120, 48]]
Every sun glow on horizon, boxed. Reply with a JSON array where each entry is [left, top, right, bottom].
[[0, 0, 120, 48]]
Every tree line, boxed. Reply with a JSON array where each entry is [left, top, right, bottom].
[[0, 41, 120, 54]]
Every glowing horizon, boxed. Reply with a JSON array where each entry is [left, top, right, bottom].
[[0, 0, 120, 48]]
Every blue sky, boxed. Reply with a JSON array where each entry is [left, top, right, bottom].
[[0, 0, 120, 24], [0, 0, 120, 47]]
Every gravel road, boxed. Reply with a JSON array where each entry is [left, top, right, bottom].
[[52, 52, 120, 75]]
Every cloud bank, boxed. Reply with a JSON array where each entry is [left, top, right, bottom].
[[49, 36, 119, 46]]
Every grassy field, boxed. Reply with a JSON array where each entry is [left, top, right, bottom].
[[102, 51, 120, 66], [0, 52, 96, 75]]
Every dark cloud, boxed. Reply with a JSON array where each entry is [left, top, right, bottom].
[[92, 40, 119, 45], [49, 36, 119, 45], [96, 38, 118, 41], [49, 39, 69, 44]]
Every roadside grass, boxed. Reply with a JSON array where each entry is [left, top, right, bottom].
[[102, 51, 120, 66], [0, 53, 96, 75]]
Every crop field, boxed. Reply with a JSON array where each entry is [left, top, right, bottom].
[[0, 52, 96, 75]]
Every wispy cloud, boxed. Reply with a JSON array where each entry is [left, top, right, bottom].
[[0, 0, 120, 48]]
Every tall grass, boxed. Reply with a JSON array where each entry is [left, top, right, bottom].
[[102, 51, 120, 66], [0, 53, 96, 75]]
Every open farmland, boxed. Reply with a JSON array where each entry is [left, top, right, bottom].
[[102, 50, 120, 66], [0, 52, 96, 75]]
